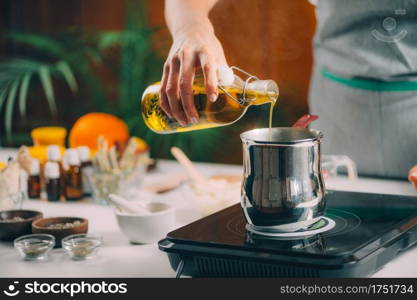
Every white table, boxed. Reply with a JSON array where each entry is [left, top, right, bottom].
[[1, 149, 417, 278]]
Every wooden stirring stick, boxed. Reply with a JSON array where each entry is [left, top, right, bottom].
[[170, 147, 205, 183], [144, 173, 188, 194]]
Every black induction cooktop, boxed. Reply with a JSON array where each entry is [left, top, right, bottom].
[[158, 190, 417, 277]]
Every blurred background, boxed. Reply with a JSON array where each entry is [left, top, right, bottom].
[[0, 0, 316, 164]]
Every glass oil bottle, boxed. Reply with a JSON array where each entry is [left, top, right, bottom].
[[141, 66, 279, 134]]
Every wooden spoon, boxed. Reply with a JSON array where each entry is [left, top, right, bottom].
[[170, 147, 205, 183]]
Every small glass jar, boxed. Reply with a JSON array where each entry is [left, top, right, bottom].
[[1, 165, 26, 210], [31, 126, 67, 147], [321, 155, 358, 180], [0, 192, 24, 211], [89, 171, 125, 205], [88, 167, 144, 205], [14, 234, 55, 260]]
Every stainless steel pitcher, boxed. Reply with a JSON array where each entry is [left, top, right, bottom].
[[240, 127, 325, 232]]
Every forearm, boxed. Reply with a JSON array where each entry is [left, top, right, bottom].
[[161, 0, 226, 124], [165, 0, 218, 38]]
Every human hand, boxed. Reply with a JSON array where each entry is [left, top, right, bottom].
[[160, 19, 227, 126]]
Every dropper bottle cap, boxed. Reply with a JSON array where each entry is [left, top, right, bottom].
[[77, 146, 90, 163], [47, 145, 61, 162], [30, 159, 40, 176], [44, 161, 60, 179], [64, 149, 80, 166]]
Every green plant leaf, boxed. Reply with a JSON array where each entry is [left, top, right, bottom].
[[85, 48, 102, 64], [38, 65, 57, 114], [5, 79, 19, 139], [55, 61, 78, 93], [97, 31, 123, 49], [18, 72, 32, 117], [7, 32, 67, 59]]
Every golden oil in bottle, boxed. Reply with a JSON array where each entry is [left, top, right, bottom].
[[141, 82, 279, 134]]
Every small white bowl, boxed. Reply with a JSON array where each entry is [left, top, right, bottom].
[[115, 202, 175, 244]]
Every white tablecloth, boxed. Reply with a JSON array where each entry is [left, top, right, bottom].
[[1, 149, 417, 278]]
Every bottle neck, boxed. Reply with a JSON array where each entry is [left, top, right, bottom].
[[245, 80, 279, 105], [195, 70, 279, 106]]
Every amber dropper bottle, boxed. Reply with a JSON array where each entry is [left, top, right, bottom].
[[63, 149, 83, 201], [27, 159, 41, 199], [44, 161, 61, 202], [77, 146, 93, 196], [47, 145, 64, 199]]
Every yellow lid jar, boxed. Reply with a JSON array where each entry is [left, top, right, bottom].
[[31, 127, 67, 147]]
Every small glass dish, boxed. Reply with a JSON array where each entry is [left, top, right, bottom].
[[62, 233, 102, 260], [14, 234, 55, 261]]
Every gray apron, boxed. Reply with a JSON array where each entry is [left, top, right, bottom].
[[309, 0, 417, 179]]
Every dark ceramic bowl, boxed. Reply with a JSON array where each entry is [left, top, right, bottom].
[[0, 210, 43, 241], [32, 217, 88, 247]]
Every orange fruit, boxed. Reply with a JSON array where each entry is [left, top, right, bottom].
[[132, 137, 149, 154], [69, 113, 129, 151]]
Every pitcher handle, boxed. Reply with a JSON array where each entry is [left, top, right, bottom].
[[322, 155, 358, 180]]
